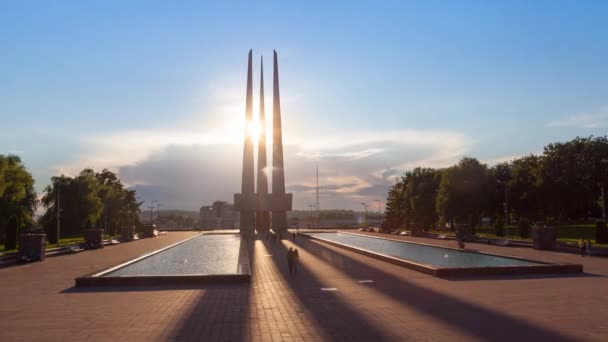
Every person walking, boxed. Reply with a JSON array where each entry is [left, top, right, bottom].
[[293, 248, 300, 274], [292, 231, 296, 242], [578, 239, 586, 256], [287, 247, 294, 275], [586, 240, 593, 256]]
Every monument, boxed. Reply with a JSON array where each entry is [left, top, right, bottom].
[[256, 56, 270, 230], [235, 50, 292, 235]]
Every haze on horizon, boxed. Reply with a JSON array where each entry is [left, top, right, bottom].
[[1, 1, 607, 212]]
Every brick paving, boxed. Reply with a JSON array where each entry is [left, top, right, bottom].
[[1, 230, 608, 341]]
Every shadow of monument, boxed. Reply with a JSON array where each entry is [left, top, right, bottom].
[[292, 236, 579, 342], [260, 236, 398, 341]]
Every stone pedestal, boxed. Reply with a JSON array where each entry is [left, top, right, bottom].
[[410, 226, 425, 237], [455, 224, 473, 242], [142, 224, 156, 238], [85, 229, 104, 249], [18, 234, 46, 261], [532, 226, 557, 250], [120, 226, 135, 242]]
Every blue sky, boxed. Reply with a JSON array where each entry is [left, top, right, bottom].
[[1, 1, 607, 211]]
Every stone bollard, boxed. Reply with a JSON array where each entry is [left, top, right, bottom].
[[455, 224, 473, 242], [410, 226, 425, 237], [120, 226, 136, 242], [18, 233, 46, 262], [141, 224, 157, 238], [85, 229, 104, 249], [532, 226, 557, 250]]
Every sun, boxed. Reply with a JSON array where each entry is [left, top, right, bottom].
[[246, 119, 261, 146]]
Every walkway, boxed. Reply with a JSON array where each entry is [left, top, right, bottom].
[[1, 230, 607, 341]]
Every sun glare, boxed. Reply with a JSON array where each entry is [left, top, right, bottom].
[[246, 119, 261, 146]]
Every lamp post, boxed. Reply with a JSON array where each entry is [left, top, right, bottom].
[[56, 183, 62, 247], [361, 202, 368, 227], [149, 200, 157, 224], [308, 204, 314, 228], [600, 182, 606, 223], [497, 180, 509, 242], [157, 202, 162, 226]]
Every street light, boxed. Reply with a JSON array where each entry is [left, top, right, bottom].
[[600, 182, 606, 223], [497, 180, 509, 242], [56, 183, 62, 247], [148, 200, 157, 224], [361, 202, 368, 227]]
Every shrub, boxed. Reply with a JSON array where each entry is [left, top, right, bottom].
[[596, 221, 608, 244], [494, 217, 504, 237], [519, 218, 530, 239]]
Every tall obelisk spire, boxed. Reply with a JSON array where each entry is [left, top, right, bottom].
[[239, 49, 255, 232], [256, 56, 270, 230], [271, 50, 289, 231]]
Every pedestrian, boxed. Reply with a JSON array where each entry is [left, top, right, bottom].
[[293, 248, 299, 273], [586, 240, 593, 256], [287, 247, 294, 275], [578, 239, 585, 256], [292, 231, 296, 242]]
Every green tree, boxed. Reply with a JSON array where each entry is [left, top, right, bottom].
[[405, 167, 440, 230], [0, 155, 37, 250], [509, 155, 544, 221], [384, 178, 408, 229], [46, 169, 142, 241], [436, 157, 489, 228]]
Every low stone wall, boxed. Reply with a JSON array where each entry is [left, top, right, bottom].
[[141, 224, 156, 238], [455, 224, 473, 242], [532, 226, 557, 250], [18, 234, 46, 261], [85, 229, 104, 249], [120, 226, 135, 242]]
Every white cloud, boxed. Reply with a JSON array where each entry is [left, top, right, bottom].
[[51, 115, 474, 210], [547, 107, 608, 129]]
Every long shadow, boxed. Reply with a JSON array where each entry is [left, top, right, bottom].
[[444, 272, 604, 282], [295, 236, 578, 342], [60, 236, 254, 340], [261, 237, 398, 341], [167, 236, 254, 341]]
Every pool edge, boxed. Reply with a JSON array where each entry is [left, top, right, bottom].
[[75, 233, 251, 287], [301, 232, 583, 278]]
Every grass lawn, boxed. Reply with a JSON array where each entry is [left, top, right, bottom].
[[430, 224, 608, 247], [0, 235, 118, 253]]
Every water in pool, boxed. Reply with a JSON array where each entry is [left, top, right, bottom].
[[306, 232, 544, 268], [104, 234, 241, 276]]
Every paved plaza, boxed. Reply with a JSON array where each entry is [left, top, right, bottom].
[[1, 230, 608, 341]]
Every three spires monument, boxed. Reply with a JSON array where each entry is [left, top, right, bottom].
[[234, 50, 292, 235]]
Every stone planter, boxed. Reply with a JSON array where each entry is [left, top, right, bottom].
[[141, 224, 156, 238], [18, 234, 46, 262], [532, 226, 557, 250], [410, 226, 425, 237], [120, 226, 136, 242], [85, 229, 104, 249], [455, 224, 473, 242]]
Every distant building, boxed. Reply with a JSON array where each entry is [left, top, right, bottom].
[[159, 220, 179, 231], [199, 201, 239, 230]]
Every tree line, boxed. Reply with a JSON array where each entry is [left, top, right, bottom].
[[39, 169, 141, 243], [0, 155, 142, 249], [0, 155, 37, 250], [384, 136, 608, 231]]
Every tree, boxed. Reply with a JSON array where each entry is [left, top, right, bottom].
[[405, 168, 440, 230], [436, 157, 489, 228], [384, 178, 407, 229], [0, 155, 37, 250], [509, 155, 544, 221], [39, 168, 141, 241]]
